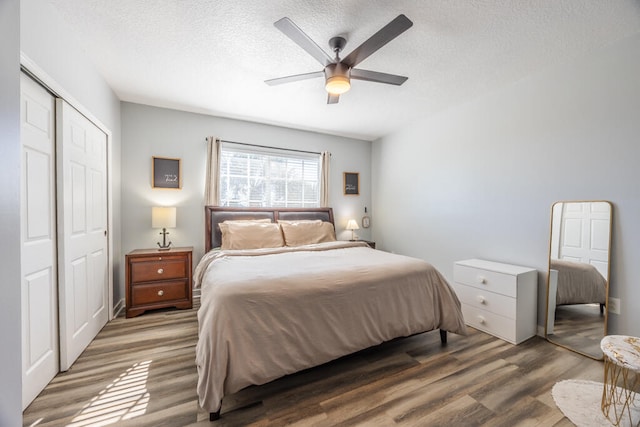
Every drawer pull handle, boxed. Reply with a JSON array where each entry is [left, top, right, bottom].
[[476, 295, 486, 304], [477, 275, 487, 284], [158, 290, 164, 297], [478, 315, 486, 325], [157, 268, 164, 274]]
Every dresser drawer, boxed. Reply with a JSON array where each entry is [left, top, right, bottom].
[[454, 264, 517, 297], [461, 304, 517, 344], [130, 257, 187, 283], [454, 283, 516, 319], [131, 280, 188, 306]]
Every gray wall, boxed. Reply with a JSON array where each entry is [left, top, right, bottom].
[[372, 33, 640, 336], [20, 0, 123, 303], [0, 0, 22, 423], [121, 102, 372, 299], [1, 1, 121, 420]]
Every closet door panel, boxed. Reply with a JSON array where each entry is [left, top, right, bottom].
[[57, 99, 109, 372], [20, 73, 59, 409]]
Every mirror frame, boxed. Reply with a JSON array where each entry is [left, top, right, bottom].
[[544, 200, 613, 360]]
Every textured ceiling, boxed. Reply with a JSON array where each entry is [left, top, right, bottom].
[[48, 0, 640, 140]]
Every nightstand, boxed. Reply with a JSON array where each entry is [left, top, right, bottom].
[[351, 240, 375, 249], [125, 247, 193, 318]]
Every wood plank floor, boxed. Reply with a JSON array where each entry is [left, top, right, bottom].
[[23, 299, 604, 426], [548, 303, 605, 359]]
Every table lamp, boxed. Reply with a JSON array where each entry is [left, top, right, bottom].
[[152, 206, 176, 250], [346, 219, 360, 241]]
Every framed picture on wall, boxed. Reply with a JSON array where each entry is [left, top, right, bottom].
[[343, 172, 359, 195], [152, 156, 181, 189]]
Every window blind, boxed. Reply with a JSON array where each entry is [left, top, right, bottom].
[[219, 144, 320, 208]]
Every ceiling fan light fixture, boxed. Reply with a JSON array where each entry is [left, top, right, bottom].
[[325, 74, 351, 95], [324, 62, 351, 95], [269, 15, 413, 103]]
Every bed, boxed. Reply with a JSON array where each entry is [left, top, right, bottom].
[[550, 259, 607, 306], [195, 206, 467, 420]]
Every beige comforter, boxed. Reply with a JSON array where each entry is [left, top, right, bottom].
[[551, 259, 607, 305], [195, 241, 467, 413]]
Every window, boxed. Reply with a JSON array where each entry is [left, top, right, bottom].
[[219, 145, 320, 207]]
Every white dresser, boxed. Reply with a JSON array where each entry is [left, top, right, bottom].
[[453, 259, 537, 345]]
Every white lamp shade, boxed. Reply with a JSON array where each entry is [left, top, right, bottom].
[[152, 206, 176, 228], [345, 219, 360, 231]]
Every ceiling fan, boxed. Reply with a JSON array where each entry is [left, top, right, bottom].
[[265, 14, 413, 104]]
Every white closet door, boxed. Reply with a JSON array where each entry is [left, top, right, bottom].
[[57, 99, 109, 371], [20, 74, 59, 409]]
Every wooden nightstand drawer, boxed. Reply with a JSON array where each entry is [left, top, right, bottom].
[[125, 247, 193, 318], [131, 280, 188, 306], [130, 257, 187, 283]]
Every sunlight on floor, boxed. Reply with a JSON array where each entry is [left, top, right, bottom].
[[66, 360, 152, 427]]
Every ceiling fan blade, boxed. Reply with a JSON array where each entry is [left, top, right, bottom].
[[265, 71, 324, 86], [327, 93, 340, 104], [350, 68, 408, 86], [342, 14, 413, 68], [274, 17, 334, 67]]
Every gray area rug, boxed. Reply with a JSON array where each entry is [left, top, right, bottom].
[[552, 379, 640, 427]]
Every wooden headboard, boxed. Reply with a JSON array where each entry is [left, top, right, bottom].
[[205, 206, 335, 252]]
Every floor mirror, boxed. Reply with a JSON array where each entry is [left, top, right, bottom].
[[544, 201, 612, 359]]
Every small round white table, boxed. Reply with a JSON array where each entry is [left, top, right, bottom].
[[601, 335, 640, 426]]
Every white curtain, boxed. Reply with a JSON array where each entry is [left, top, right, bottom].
[[320, 151, 330, 207], [204, 137, 222, 206]]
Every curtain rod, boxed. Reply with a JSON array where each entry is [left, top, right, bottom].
[[207, 138, 323, 156]]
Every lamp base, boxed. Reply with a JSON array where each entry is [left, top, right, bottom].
[[157, 228, 172, 251]]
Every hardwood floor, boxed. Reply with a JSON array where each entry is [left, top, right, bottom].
[[23, 299, 604, 426], [547, 303, 605, 359]]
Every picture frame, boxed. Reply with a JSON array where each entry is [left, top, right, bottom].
[[152, 156, 181, 189], [343, 172, 359, 195]]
